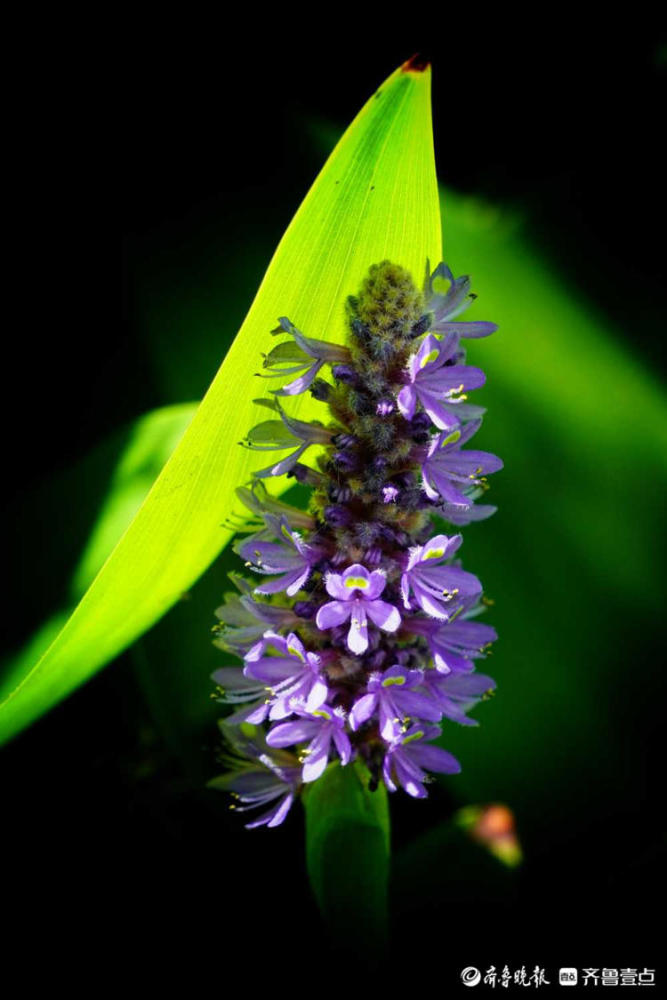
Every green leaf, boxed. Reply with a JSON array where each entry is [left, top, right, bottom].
[[303, 760, 390, 952], [0, 404, 196, 725], [0, 60, 441, 745]]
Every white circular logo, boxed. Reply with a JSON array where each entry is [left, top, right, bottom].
[[461, 967, 482, 987]]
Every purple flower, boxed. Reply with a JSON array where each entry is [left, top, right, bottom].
[[397, 333, 486, 431], [237, 515, 318, 596], [382, 723, 461, 798], [421, 421, 503, 508], [262, 316, 351, 396], [424, 262, 498, 338], [211, 666, 271, 725], [246, 399, 336, 479], [349, 664, 442, 741], [439, 502, 498, 526], [209, 722, 301, 829], [420, 671, 496, 725], [236, 481, 315, 532], [243, 631, 329, 720], [401, 534, 482, 620], [407, 615, 497, 674], [213, 589, 300, 657], [315, 563, 401, 654], [267, 704, 352, 783]]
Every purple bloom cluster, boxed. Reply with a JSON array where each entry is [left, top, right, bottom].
[[211, 261, 501, 827]]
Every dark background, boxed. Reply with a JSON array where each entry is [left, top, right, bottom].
[[3, 20, 665, 985]]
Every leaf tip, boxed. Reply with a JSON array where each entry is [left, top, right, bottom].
[[401, 52, 430, 74]]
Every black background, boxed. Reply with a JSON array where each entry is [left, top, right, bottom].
[[3, 16, 665, 987]]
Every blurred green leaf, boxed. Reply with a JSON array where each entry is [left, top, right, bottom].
[[427, 188, 667, 819], [0, 61, 441, 745], [0, 404, 196, 721], [304, 760, 390, 951]]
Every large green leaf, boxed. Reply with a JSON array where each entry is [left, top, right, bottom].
[[0, 60, 441, 745]]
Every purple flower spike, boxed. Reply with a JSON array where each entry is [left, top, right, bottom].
[[215, 260, 501, 825], [267, 704, 352, 783], [316, 564, 401, 654], [350, 664, 443, 741], [421, 670, 496, 725], [237, 516, 317, 597], [424, 262, 498, 338], [401, 534, 482, 620], [397, 333, 486, 431], [243, 631, 329, 720], [422, 421, 504, 508], [382, 723, 461, 798]]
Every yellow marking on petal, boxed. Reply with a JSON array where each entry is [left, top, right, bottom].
[[287, 644, 305, 662], [402, 729, 424, 745], [424, 547, 445, 559], [281, 523, 293, 541], [440, 430, 461, 448], [382, 675, 406, 687], [345, 576, 369, 589], [419, 348, 440, 368], [312, 709, 331, 720]]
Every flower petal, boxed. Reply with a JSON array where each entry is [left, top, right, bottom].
[[316, 600, 351, 630]]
